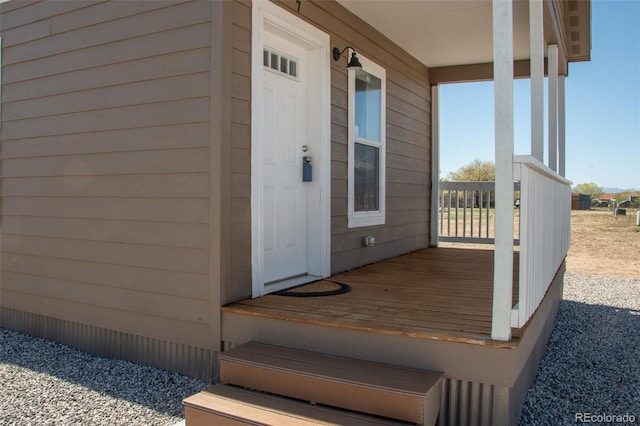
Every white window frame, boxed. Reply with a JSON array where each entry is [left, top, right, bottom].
[[348, 53, 386, 228]]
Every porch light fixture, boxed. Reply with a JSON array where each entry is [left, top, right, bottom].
[[332, 46, 362, 70]]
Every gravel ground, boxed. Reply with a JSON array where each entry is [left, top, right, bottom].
[[1, 272, 637, 425], [520, 273, 640, 425], [0, 330, 207, 426]]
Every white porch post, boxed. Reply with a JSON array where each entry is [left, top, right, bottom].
[[430, 85, 440, 247], [529, 0, 545, 162], [491, 0, 514, 342], [558, 75, 566, 177], [548, 44, 559, 171]]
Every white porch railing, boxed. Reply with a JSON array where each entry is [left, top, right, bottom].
[[511, 155, 571, 328], [438, 181, 520, 244]]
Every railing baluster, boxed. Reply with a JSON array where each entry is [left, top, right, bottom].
[[486, 190, 491, 238], [439, 190, 444, 235], [479, 191, 483, 238], [471, 192, 475, 238], [454, 190, 459, 237], [447, 190, 452, 237], [463, 190, 467, 237]]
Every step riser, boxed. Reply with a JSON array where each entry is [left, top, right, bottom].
[[184, 385, 412, 425], [220, 359, 425, 424], [184, 406, 251, 426]]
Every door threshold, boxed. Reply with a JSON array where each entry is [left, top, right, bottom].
[[263, 274, 323, 296]]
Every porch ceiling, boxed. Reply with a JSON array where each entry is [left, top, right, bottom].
[[337, 0, 527, 68], [336, 0, 590, 71]]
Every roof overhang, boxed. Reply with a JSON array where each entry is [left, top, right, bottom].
[[336, 0, 591, 83]]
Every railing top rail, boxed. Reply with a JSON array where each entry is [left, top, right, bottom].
[[440, 181, 496, 190], [514, 155, 572, 185], [439, 181, 520, 191]]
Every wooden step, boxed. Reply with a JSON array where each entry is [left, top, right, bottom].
[[217, 342, 443, 425], [184, 384, 410, 425]]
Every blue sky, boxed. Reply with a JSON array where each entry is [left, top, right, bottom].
[[439, 0, 640, 191]]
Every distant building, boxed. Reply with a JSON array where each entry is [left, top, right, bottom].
[[571, 193, 591, 210], [598, 192, 639, 203]]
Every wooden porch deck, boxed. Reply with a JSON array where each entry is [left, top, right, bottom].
[[222, 247, 522, 349]]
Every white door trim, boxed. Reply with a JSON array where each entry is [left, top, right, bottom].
[[251, 0, 331, 297]]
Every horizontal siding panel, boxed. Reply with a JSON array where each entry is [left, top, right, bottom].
[[3, 197, 209, 223], [387, 80, 429, 112], [387, 210, 429, 227], [0, 18, 51, 46], [4, 73, 211, 121], [2, 97, 210, 140], [231, 123, 250, 150], [387, 197, 429, 212], [2, 254, 208, 301], [232, 73, 251, 101], [330, 235, 427, 274], [230, 148, 250, 173], [3, 174, 209, 198], [0, 1, 40, 15], [332, 178, 347, 198], [231, 99, 250, 125], [2, 216, 209, 249], [231, 173, 251, 199], [387, 153, 430, 173], [387, 124, 428, 147], [387, 168, 429, 185], [0, 1, 96, 32], [232, 0, 250, 30], [3, 23, 211, 83], [386, 67, 430, 100], [3, 123, 210, 159], [231, 23, 250, 53], [387, 137, 429, 159], [331, 105, 347, 128], [232, 48, 251, 77], [1, 290, 212, 348], [4, 1, 210, 64], [387, 92, 429, 123], [2, 234, 208, 275], [4, 49, 211, 102], [386, 108, 429, 137], [387, 182, 430, 198], [50, 1, 190, 35], [3, 148, 210, 177]]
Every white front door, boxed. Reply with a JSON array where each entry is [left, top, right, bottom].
[[251, 0, 331, 297], [262, 36, 308, 284]]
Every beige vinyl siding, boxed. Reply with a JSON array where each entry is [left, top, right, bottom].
[[267, 0, 431, 273], [0, 0, 215, 353]]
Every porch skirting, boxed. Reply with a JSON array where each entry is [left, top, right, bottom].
[[440, 261, 565, 425], [0, 307, 214, 382]]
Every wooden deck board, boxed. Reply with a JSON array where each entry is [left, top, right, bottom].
[[222, 247, 521, 348]]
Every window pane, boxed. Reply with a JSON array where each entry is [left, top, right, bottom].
[[263, 49, 269, 67], [289, 61, 297, 77], [354, 143, 379, 211], [280, 56, 288, 73], [354, 70, 382, 142]]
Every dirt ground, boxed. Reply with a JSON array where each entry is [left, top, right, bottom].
[[566, 209, 640, 278]]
